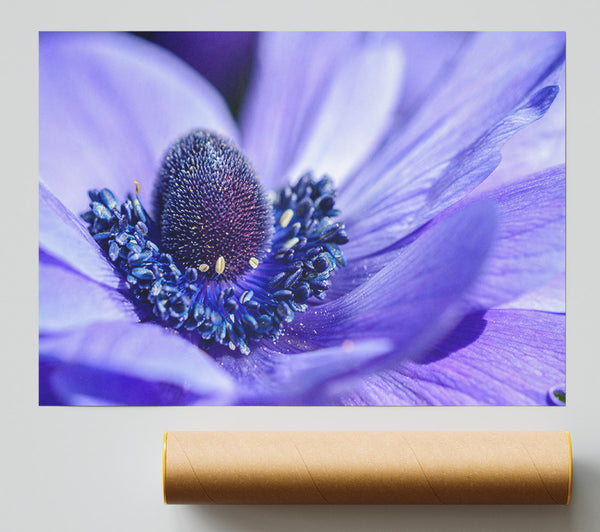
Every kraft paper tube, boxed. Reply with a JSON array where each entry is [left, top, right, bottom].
[[163, 431, 572, 505]]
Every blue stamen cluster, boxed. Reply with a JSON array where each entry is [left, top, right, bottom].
[[82, 138, 347, 356], [268, 172, 348, 302]]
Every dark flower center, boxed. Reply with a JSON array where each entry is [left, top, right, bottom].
[[153, 130, 272, 282], [82, 129, 348, 355]]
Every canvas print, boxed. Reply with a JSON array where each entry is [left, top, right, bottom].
[[39, 31, 566, 406]]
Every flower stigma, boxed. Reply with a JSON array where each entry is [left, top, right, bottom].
[[82, 129, 348, 355], [154, 130, 272, 281]]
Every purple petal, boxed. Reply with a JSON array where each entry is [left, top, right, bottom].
[[463, 165, 565, 309], [240, 32, 404, 188], [366, 32, 565, 180], [39, 321, 236, 405], [337, 309, 565, 405], [499, 273, 565, 313], [215, 339, 394, 405], [39, 180, 123, 288], [422, 86, 559, 214], [480, 68, 565, 192], [40, 32, 238, 215], [283, 35, 404, 184], [340, 32, 564, 258], [240, 32, 356, 186], [285, 199, 497, 356], [391, 32, 469, 119], [148, 32, 257, 106], [39, 357, 66, 405], [39, 256, 137, 333], [331, 165, 564, 312], [342, 84, 560, 260]]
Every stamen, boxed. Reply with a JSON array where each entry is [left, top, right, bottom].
[[279, 209, 294, 228], [249, 257, 259, 269], [283, 237, 299, 249], [215, 256, 225, 275]]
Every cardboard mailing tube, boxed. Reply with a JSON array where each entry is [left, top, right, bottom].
[[163, 431, 572, 505]]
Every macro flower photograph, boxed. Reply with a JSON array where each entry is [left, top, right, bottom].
[[39, 31, 566, 406]]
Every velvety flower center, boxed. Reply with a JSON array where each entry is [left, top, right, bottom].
[[154, 130, 272, 282], [82, 129, 348, 355]]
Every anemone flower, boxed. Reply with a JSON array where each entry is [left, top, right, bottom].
[[39, 31, 565, 406]]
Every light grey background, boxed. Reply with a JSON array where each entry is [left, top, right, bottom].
[[3, 0, 599, 530]]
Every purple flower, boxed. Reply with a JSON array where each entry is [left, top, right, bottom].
[[39, 31, 565, 406]]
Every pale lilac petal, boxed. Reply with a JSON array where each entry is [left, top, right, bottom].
[[391, 32, 469, 118], [40, 32, 238, 215], [463, 165, 565, 309], [498, 273, 565, 313], [283, 35, 404, 184], [422, 87, 559, 215], [480, 68, 565, 191], [240, 32, 404, 188], [337, 310, 565, 405], [216, 339, 394, 405], [40, 321, 236, 405], [39, 180, 123, 289], [240, 32, 358, 186], [339, 32, 564, 257], [341, 84, 560, 260], [331, 164, 564, 311], [39, 256, 137, 333], [363, 32, 565, 182]]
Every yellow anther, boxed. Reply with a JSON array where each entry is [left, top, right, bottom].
[[249, 257, 259, 269], [283, 237, 299, 249], [215, 256, 226, 275], [133, 179, 141, 195], [279, 209, 294, 228], [199, 264, 209, 273]]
